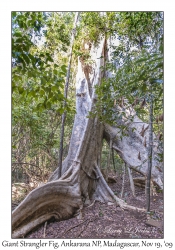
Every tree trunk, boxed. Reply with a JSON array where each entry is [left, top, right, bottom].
[[103, 105, 163, 189], [12, 38, 163, 238]]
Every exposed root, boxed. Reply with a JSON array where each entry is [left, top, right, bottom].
[[12, 214, 52, 238], [94, 165, 145, 213], [12, 165, 82, 238], [12, 159, 145, 238], [119, 202, 145, 212]]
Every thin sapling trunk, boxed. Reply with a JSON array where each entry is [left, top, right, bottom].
[[146, 84, 153, 212]]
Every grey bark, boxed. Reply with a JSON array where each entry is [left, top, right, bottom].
[[103, 104, 163, 189], [58, 12, 80, 179]]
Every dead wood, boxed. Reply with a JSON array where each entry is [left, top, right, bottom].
[[133, 177, 146, 188]]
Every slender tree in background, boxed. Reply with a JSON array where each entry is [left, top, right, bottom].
[[127, 164, 135, 197], [58, 12, 80, 179], [121, 163, 126, 198], [146, 83, 153, 212]]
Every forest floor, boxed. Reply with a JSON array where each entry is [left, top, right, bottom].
[[13, 172, 163, 239]]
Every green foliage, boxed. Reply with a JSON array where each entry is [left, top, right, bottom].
[[12, 12, 76, 184], [12, 11, 74, 114], [45, 12, 74, 52], [116, 12, 163, 49], [94, 12, 163, 130]]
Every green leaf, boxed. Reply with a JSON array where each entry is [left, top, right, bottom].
[[18, 87, 24, 94], [28, 90, 36, 97], [131, 86, 137, 92], [46, 53, 54, 62], [51, 86, 58, 92], [28, 71, 37, 78], [53, 69, 58, 75], [12, 85, 16, 93], [28, 54, 36, 63], [40, 89, 45, 96], [14, 32, 22, 38], [141, 83, 147, 92], [22, 54, 30, 64], [158, 89, 163, 98], [59, 108, 64, 115], [46, 101, 51, 109], [61, 65, 67, 74], [27, 19, 33, 27], [54, 63, 59, 68], [12, 12, 17, 18], [136, 57, 147, 63], [41, 76, 48, 85]]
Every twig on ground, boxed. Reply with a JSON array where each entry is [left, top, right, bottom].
[[85, 200, 96, 209], [77, 217, 98, 237], [63, 218, 89, 235], [77, 221, 89, 237], [43, 221, 47, 238]]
